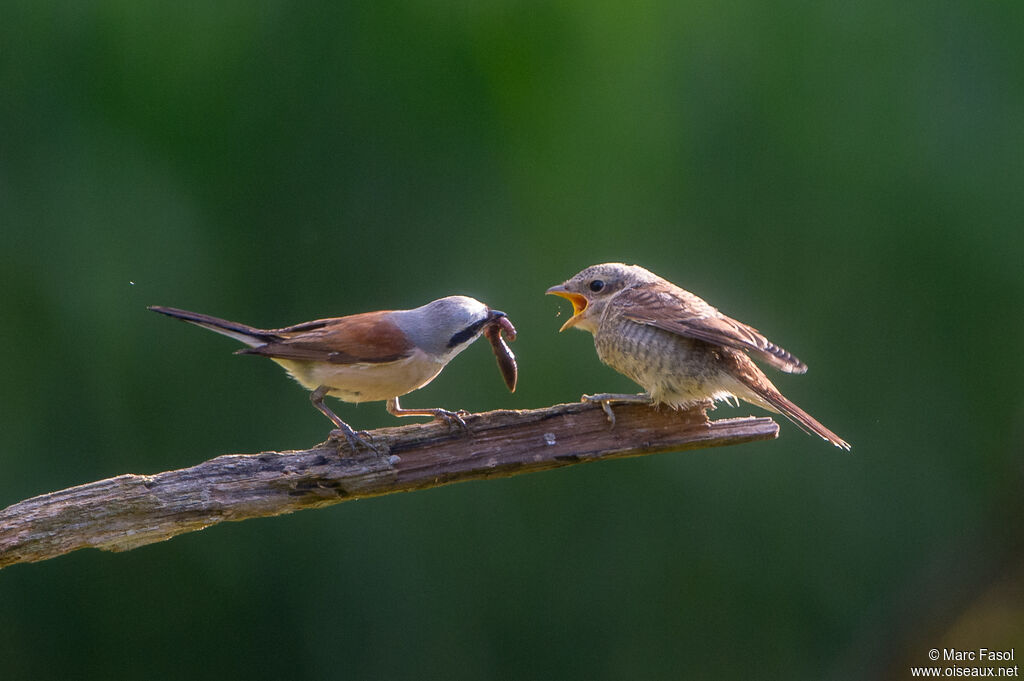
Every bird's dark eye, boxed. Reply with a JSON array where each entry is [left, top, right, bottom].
[[589, 280, 605, 292]]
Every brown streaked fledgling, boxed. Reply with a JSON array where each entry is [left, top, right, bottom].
[[546, 263, 850, 450], [150, 296, 517, 451]]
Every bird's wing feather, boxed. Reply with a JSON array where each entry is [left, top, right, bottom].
[[237, 312, 414, 364], [616, 285, 808, 374]]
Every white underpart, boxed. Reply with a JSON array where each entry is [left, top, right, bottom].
[[270, 349, 447, 403]]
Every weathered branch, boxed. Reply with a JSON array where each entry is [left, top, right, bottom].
[[0, 401, 777, 569]]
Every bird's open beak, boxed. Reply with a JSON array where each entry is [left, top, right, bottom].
[[545, 285, 588, 332]]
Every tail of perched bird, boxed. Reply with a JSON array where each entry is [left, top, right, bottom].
[[746, 381, 851, 451], [147, 306, 279, 347]]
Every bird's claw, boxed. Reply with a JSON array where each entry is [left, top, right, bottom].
[[329, 427, 384, 456], [434, 408, 470, 432], [581, 394, 619, 428], [581, 392, 654, 428], [599, 400, 617, 428]]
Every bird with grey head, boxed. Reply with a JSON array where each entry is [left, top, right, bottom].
[[149, 295, 518, 452]]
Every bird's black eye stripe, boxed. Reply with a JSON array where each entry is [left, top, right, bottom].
[[589, 279, 605, 292], [447, 318, 488, 348]]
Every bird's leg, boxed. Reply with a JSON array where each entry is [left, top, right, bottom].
[[581, 392, 654, 428], [310, 385, 380, 454], [386, 397, 470, 433]]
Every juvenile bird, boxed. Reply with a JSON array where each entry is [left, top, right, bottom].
[[149, 296, 518, 450], [546, 263, 850, 450]]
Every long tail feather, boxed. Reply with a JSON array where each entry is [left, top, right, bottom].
[[755, 387, 851, 450], [148, 306, 278, 348]]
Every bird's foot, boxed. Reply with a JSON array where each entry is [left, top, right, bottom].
[[312, 385, 390, 458], [585, 395, 619, 427], [431, 408, 471, 433], [328, 428, 401, 466], [329, 425, 383, 456], [386, 397, 470, 434], [581, 393, 653, 428]]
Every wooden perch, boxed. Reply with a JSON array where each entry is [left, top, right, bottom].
[[0, 401, 777, 569]]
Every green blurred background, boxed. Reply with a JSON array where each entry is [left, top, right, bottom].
[[2, 2, 1021, 679]]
